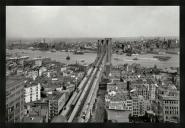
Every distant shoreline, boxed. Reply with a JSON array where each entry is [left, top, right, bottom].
[[6, 36, 179, 43]]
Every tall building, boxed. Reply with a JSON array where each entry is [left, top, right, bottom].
[[132, 95, 147, 117], [154, 84, 180, 123], [149, 83, 157, 101], [6, 76, 25, 122], [48, 92, 66, 121], [136, 84, 150, 100], [24, 82, 41, 103], [156, 87, 179, 123], [162, 95, 179, 123]]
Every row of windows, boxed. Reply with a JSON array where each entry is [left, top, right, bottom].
[[24, 96, 39, 101], [8, 113, 14, 121], [29, 94, 39, 97], [165, 106, 178, 110], [165, 110, 178, 115], [164, 100, 178, 104], [133, 112, 139, 115], [24, 89, 39, 93], [133, 109, 139, 111]]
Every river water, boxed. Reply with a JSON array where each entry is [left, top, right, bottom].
[[7, 49, 179, 68]]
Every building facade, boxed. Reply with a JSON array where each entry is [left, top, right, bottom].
[[162, 95, 179, 123], [157, 92, 180, 123], [48, 92, 66, 121], [6, 76, 25, 122], [24, 83, 41, 103], [132, 95, 147, 117]]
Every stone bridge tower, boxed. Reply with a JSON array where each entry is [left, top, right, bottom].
[[97, 38, 112, 78]]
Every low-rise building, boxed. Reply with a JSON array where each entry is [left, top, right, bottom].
[[39, 66, 47, 76], [33, 57, 42, 67], [108, 100, 132, 111], [27, 70, 39, 80]]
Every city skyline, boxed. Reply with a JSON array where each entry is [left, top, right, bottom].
[[6, 6, 179, 38]]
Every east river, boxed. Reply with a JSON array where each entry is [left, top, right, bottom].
[[7, 49, 179, 68]]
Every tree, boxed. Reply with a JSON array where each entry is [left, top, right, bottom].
[[104, 109, 108, 122], [128, 113, 132, 122], [41, 86, 44, 91], [41, 92, 47, 98]]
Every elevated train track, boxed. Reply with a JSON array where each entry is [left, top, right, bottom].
[[60, 38, 112, 122], [68, 53, 105, 122]]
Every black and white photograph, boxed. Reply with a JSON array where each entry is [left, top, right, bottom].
[[6, 6, 179, 123]]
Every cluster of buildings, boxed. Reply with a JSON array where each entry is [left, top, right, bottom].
[[105, 63, 180, 123], [6, 54, 87, 122], [113, 38, 179, 55], [7, 39, 97, 52]]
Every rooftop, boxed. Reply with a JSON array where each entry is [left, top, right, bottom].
[[48, 91, 65, 101], [107, 92, 128, 101], [162, 95, 179, 100]]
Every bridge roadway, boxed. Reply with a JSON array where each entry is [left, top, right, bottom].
[[60, 52, 107, 122]]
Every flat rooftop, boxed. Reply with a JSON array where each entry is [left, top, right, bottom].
[[48, 91, 65, 101]]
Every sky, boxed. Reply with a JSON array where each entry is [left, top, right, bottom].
[[6, 6, 179, 38]]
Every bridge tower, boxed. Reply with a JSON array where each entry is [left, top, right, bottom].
[[97, 38, 112, 78], [105, 38, 112, 78]]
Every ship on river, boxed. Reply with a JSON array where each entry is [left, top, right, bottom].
[[153, 56, 171, 61], [66, 54, 70, 60], [74, 50, 84, 55]]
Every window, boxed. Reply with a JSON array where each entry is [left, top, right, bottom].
[[15, 116, 20, 122], [9, 106, 14, 113], [16, 103, 20, 108], [8, 113, 14, 120]]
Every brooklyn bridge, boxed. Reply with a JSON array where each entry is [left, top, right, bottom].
[[60, 38, 112, 122]]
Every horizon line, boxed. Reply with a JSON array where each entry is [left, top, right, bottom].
[[6, 35, 179, 39]]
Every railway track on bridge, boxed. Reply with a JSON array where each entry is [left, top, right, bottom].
[[60, 53, 105, 122], [60, 38, 112, 122]]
